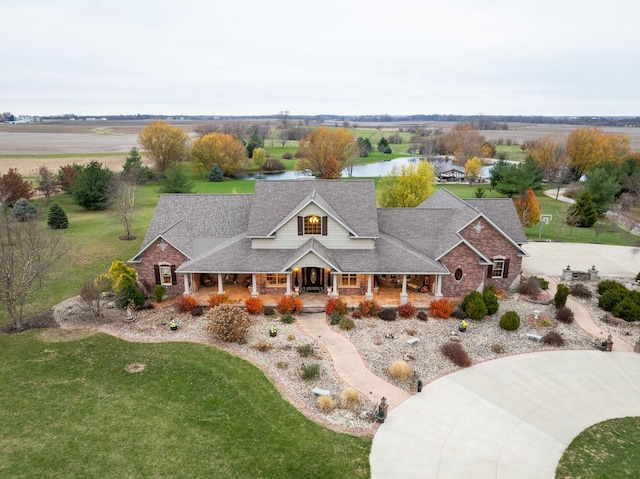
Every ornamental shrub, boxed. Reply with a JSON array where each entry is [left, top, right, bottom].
[[612, 298, 640, 322], [554, 284, 570, 308], [280, 313, 295, 324], [351, 309, 362, 319], [116, 283, 146, 308], [398, 302, 416, 318], [47, 203, 69, 229], [483, 286, 499, 315], [461, 291, 483, 313], [536, 277, 549, 290], [429, 298, 454, 318], [542, 331, 565, 346], [440, 342, 472, 367], [358, 300, 381, 317], [208, 164, 224, 182], [556, 306, 575, 324], [153, 285, 166, 303], [296, 344, 315, 357], [205, 303, 251, 343], [339, 317, 355, 331], [277, 296, 303, 314], [389, 360, 411, 381], [519, 276, 541, 297], [598, 289, 626, 311], [317, 395, 334, 411], [499, 311, 521, 331], [465, 297, 488, 320], [206, 293, 231, 308], [340, 388, 360, 411], [379, 309, 397, 321], [570, 283, 592, 299], [450, 307, 467, 320], [12, 198, 37, 221], [597, 279, 627, 296], [175, 294, 199, 312], [329, 311, 343, 325], [325, 298, 347, 316], [301, 363, 320, 380], [263, 158, 286, 171], [244, 297, 264, 315], [416, 311, 428, 321]]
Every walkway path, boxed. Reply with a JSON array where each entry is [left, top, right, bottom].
[[297, 313, 411, 410]]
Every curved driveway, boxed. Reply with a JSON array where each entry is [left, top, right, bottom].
[[370, 351, 640, 478]]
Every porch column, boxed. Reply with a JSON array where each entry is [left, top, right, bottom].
[[331, 273, 339, 298], [366, 274, 373, 300], [400, 274, 408, 305], [435, 275, 443, 297], [285, 272, 292, 296], [183, 274, 190, 295], [217, 273, 224, 295], [251, 273, 258, 298]]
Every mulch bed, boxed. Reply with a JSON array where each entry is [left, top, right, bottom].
[[0, 309, 58, 335]]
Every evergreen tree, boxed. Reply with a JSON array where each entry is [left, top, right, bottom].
[[47, 203, 69, 229], [12, 198, 37, 221], [208, 164, 224, 182], [69, 161, 115, 211], [584, 166, 621, 214], [357, 137, 373, 157], [377, 137, 389, 152], [158, 163, 195, 193], [569, 190, 598, 227], [245, 132, 264, 158], [121, 147, 154, 183]]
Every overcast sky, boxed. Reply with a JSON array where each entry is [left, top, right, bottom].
[[3, 0, 639, 117]]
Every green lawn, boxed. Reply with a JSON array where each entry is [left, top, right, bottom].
[[0, 331, 371, 479], [555, 417, 640, 478], [495, 144, 527, 162]]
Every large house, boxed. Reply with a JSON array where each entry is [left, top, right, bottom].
[[129, 180, 527, 304]]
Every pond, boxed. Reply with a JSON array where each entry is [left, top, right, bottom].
[[244, 157, 493, 180]]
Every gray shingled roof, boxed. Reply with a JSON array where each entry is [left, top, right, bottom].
[[137, 194, 252, 258], [465, 199, 528, 244], [247, 180, 379, 237]]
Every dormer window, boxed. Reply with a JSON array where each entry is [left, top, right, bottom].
[[298, 215, 328, 236]]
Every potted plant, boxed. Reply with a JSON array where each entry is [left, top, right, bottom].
[[458, 320, 468, 332], [169, 319, 178, 331], [269, 325, 277, 337]]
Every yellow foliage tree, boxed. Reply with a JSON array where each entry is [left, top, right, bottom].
[[379, 161, 436, 207], [296, 127, 357, 177], [566, 128, 630, 176], [252, 147, 267, 170], [464, 157, 483, 185], [514, 188, 540, 227], [191, 132, 249, 177], [137, 120, 190, 173]]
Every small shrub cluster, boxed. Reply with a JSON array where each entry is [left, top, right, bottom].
[[263, 305, 276, 316], [429, 298, 454, 318], [280, 313, 295, 324], [379, 309, 397, 321], [440, 342, 472, 367], [556, 306, 574, 324], [491, 342, 506, 354], [339, 317, 355, 330], [570, 283, 592, 298], [358, 300, 381, 317], [518, 276, 542, 297], [282, 152, 293, 160], [325, 298, 347, 316], [542, 331, 565, 346], [206, 293, 231, 308], [244, 296, 264, 315], [397, 302, 416, 318], [416, 311, 428, 321], [191, 305, 205, 316], [554, 284, 570, 308], [612, 298, 640, 322], [205, 303, 251, 343], [596, 280, 640, 321], [174, 294, 199, 313], [301, 363, 320, 380], [153, 285, 166, 303], [296, 344, 315, 358], [253, 339, 272, 352], [389, 360, 411, 381], [351, 309, 362, 319], [536, 276, 549, 290], [483, 285, 499, 315], [263, 158, 286, 171], [317, 395, 334, 411], [329, 311, 344, 325], [499, 311, 521, 331], [464, 294, 488, 320], [450, 307, 466, 320], [340, 388, 360, 411], [277, 296, 303, 315]]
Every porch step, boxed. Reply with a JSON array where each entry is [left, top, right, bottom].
[[302, 306, 326, 313]]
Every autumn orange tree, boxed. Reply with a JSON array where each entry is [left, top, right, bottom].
[[191, 132, 249, 178], [514, 188, 540, 227], [138, 120, 190, 173], [435, 123, 485, 164], [379, 161, 436, 207], [296, 127, 357, 177], [0, 168, 33, 207], [464, 157, 483, 185], [565, 128, 630, 177]]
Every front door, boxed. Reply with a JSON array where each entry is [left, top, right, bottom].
[[303, 267, 324, 292]]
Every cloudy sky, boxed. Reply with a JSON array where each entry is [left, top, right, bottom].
[[3, 0, 639, 117]]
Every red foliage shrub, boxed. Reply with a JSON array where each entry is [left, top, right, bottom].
[[416, 311, 428, 321], [358, 300, 381, 317], [206, 293, 231, 308], [244, 297, 264, 315], [429, 299, 454, 318], [325, 298, 348, 316], [398, 302, 416, 318], [542, 331, 565, 346], [440, 342, 472, 367], [0, 168, 33, 206], [351, 309, 362, 319], [277, 296, 303, 315], [174, 294, 199, 313]]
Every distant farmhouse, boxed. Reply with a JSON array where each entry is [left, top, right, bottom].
[[130, 180, 527, 304]]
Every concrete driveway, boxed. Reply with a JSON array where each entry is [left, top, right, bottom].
[[370, 351, 640, 479], [522, 243, 640, 277]]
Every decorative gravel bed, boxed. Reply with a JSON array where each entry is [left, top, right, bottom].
[[51, 277, 638, 434]]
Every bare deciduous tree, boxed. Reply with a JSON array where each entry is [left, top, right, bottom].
[[80, 276, 111, 319], [0, 211, 65, 330], [114, 178, 137, 240], [35, 166, 59, 204]]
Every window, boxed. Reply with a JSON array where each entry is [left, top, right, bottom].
[[341, 274, 358, 286], [266, 273, 287, 286], [298, 215, 327, 235], [159, 265, 173, 285], [492, 258, 505, 278], [454, 268, 463, 281]]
